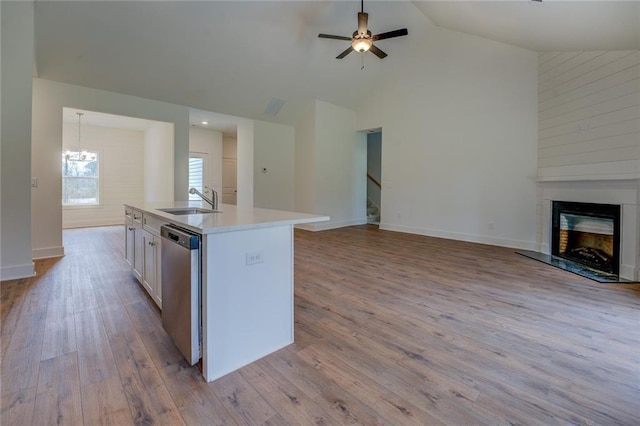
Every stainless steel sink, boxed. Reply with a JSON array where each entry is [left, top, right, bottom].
[[157, 207, 221, 215]]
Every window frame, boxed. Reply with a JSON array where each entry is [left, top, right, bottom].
[[62, 148, 101, 208], [188, 152, 209, 201]]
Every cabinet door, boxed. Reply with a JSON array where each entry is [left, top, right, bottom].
[[142, 229, 155, 296], [133, 221, 144, 283], [154, 235, 162, 307], [125, 218, 135, 267]]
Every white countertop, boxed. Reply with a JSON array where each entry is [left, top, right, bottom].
[[125, 201, 329, 234]]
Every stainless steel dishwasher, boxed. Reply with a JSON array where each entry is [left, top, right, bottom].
[[160, 225, 201, 365]]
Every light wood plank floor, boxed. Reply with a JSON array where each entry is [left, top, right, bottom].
[[2, 225, 639, 425]]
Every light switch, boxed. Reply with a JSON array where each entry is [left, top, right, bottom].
[[31, 177, 38, 187]]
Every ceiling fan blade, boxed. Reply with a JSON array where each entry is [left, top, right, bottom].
[[336, 46, 354, 59], [357, 12, 368, 35], [372, 28, 408, 41], [318, 33, 352, 41], [369, 44, 387, 59]]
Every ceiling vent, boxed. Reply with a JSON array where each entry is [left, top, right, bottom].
[[263, 97, 286, 117]]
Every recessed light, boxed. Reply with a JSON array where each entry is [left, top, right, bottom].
[[201, 121, 208, 125]]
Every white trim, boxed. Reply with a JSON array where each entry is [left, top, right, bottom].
[[62, 219, 124, 229], [296, 218, 367, 232], [620, 263, 637, 281], [0, 263, 36, 281], [62, 147, 102, 207], [379, 223, 539, 251], [32, 246, 65, 260], [538, 160, 639, 182], [62, 204, 104, 210]]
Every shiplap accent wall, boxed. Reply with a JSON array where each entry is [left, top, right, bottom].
[[538, 50, 640, 181], [62, 123, 144, 228]]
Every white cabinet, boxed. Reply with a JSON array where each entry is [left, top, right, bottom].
[[124, 207, 165, 308], [142, 228, 162, 307], [124, 211, 135, 268], [132, 209, 144, 283]]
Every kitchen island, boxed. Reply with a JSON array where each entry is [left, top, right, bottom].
[[124, 201, 328, 382]]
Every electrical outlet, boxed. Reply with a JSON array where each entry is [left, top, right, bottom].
[[246, 250, 263, 265]]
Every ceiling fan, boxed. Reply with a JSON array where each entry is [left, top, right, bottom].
[[318, 0, 408, 59]]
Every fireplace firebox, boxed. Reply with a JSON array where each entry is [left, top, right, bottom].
[[551, 201, 621, 276]]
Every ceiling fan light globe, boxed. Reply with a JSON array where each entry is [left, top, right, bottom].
[[352, 38, 372, 53]]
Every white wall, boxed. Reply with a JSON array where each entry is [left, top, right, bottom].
[[1, 1, 35, 280], [294, 103, 316, 215], [538, 51, 640, 181], [31, 78, 190, 259], [294, 100, 367, 229], [144, 122, 174, 202], [315, 101, 367, 229], [253, 120, 294, 211], [357, 27, 539, 250], [236, 120, 254, 207], [189, 127, 223, 195], [62, 123, 144, 228]]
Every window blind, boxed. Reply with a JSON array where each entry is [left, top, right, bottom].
[[188, 157, 204, 200]]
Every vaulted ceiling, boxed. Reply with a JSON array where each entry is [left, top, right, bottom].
[[34, 1, 640, 128]]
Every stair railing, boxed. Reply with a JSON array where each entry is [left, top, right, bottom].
[[367, 172, 381, 189]]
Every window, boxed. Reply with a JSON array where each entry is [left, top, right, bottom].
[[62, 149, 99, 206], [188, 155, 205, 201]]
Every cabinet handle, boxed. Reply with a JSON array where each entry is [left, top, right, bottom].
[[148, 241, 157, 246], [128, 227, 135, 231]]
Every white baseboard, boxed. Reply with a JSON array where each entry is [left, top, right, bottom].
[[296, 218, 367, 232], [379, 223, 538, 251], [294, 223, 315, 231], [619, 263, 637, 282], [1, 263, 35, 281], [63, 218, 123, 229], [32, 246, 65, 260]]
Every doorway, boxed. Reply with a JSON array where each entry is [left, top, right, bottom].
[[367, 130, 382, 225], [61, 108, 174, 229], [222, 158, 237, 204], [222, 135, 238, 205]]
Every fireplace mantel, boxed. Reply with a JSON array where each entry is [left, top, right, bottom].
[[538, 179, 639, 281]]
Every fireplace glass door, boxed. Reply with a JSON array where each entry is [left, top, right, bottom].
[[552, 202, 620, 275]]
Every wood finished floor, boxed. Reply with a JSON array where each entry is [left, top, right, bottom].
[[2, 225, 639, 425]]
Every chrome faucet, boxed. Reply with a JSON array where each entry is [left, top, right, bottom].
[[189, 187, 218, 210]]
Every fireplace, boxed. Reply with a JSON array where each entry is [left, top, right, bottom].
[[551, 201, 621, 276]]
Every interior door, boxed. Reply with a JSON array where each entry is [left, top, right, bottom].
[[222, 158, 237, 205]]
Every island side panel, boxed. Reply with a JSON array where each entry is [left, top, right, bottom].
[[201, 224, 294, 382]]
